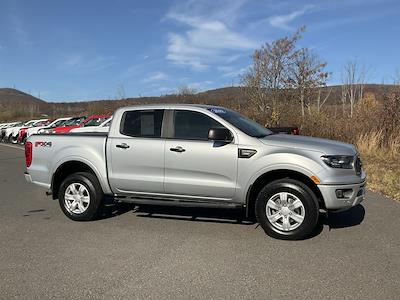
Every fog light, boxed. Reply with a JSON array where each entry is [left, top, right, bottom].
[[336, 190, 344, 198], [336, 189, 353, 199]]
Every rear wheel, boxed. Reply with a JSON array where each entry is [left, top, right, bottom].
[[255, 179, 319, 240], [58, 172, 103, 221]]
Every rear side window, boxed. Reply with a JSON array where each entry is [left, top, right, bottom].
[[120, 110, 164, 138], [174, 110, 224, 140]]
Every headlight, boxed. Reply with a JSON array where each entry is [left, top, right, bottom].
[[321, 155, 354, 169]]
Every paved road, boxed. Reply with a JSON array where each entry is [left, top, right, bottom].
[[0, 143, 399, 299]]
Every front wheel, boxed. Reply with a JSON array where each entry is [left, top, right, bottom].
[[255, 179, 319, 240], [58, 172, 104, 221]]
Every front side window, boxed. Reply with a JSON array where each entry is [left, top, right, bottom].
[[173, 110, 224, 140], [120, 110, 164, 138]]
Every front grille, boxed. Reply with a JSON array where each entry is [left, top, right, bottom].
[[354, 155, 362, 175]]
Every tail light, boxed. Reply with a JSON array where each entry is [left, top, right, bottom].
[[25, 141, 32, 168], [292, 127, 300, 135]]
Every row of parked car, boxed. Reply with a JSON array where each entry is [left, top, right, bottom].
[[0, 115, 111, 145]]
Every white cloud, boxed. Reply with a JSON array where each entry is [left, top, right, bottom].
[[143, 71, 168, 83], [268, 5, 314, 30], [165, 1, 258, 70], [217, 65, 249, 78], [61, 54, 114, 72]]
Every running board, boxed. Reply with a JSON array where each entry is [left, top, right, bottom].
[[115, 196, 243, 209]]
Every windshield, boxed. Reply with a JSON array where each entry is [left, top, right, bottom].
[[64, 117, 85, 126], [84, 117, 109, 127], [208, 108, 273, 138], [51, 119, 69, 127], [34, 120, 49, 127], [23, 121, 35, 126]]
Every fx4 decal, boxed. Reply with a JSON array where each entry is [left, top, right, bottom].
[[35, 141, 52, 147]]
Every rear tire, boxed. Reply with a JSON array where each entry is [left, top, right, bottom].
[[255, 179, 319, 240], [58, 172, 103, 221]]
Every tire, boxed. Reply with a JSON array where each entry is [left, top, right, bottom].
[[11, 135, 18, 144], [255, 179, 319, 240], [58, 172, 104, 221]]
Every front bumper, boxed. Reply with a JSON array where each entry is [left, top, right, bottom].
[[318, 181, 366, 210]]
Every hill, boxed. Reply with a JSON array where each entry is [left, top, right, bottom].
[[0, 84, 396, 122], [0, 88, 48, 120]]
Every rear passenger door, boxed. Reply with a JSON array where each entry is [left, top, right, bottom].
[[164, 109, 238, 200], [107, 109, 165, 194]]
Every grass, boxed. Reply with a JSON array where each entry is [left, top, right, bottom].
[[360, 153, 400, 201], [356, 131, 400, 201]]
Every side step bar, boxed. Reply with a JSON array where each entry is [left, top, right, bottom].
[[115, 196, 243, 209]]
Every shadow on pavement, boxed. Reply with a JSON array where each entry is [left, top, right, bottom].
[[322, 204, 365, 229], [135, 205, 254, 225], [97, 201, 253, 225], [96, 201, 366, 238]]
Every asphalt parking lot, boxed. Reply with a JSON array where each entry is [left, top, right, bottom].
[[0, 143, 399, 299]]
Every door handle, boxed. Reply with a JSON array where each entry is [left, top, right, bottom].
[[116, 143, 130, 149], [170, 146, 185, 153]]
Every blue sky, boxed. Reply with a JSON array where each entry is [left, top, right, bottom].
[[0, 0, 399, 102]]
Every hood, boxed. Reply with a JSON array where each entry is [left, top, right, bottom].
[[260, 134, 357, 156]]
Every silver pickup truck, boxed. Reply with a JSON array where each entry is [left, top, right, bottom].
[[25, 104, 366, 240]]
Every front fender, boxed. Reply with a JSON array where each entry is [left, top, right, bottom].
[[237, 152, 325, 201]]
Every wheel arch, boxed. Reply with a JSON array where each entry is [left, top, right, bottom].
[[51, 160, 101, 200], [245, 169, 324, 219]]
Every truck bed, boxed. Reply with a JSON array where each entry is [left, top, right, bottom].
[[26, 133, 109, 193]]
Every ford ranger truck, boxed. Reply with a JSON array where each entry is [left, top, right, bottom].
[[24, 105, 366, 240]]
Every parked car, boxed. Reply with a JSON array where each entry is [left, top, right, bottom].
[[1, 122, 23, 141], [268, 127, 300, 135], [18, 120, 51, 144], [70, 117, 112, 133], [52, 115, 110, 134], [24, 104, 366, 240], [9, 119, 48, 143], [29, 117, 72, 137]]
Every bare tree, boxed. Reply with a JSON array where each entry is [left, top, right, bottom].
[[393, 68, 400, 85], [341, 60, 368, 117], [177, 85, 197, 96], [316, 87, 332, 114], [116, 83, 126, 100], [286, 48, 329, 117], [241, 27, 304, 115]]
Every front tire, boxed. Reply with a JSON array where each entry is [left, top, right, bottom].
[[58, 172, 104, 221], [255, 179, 319, 240]]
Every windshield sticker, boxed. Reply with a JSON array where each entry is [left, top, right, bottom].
[[209, 108, 226, 114]]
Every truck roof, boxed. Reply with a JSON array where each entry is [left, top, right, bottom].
[[115, 103, 225, 112]]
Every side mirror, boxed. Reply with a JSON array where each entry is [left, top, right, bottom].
[[208, 128, 233, 143]]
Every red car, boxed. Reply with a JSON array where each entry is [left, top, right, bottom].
[[52, 115, 110, 134]]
